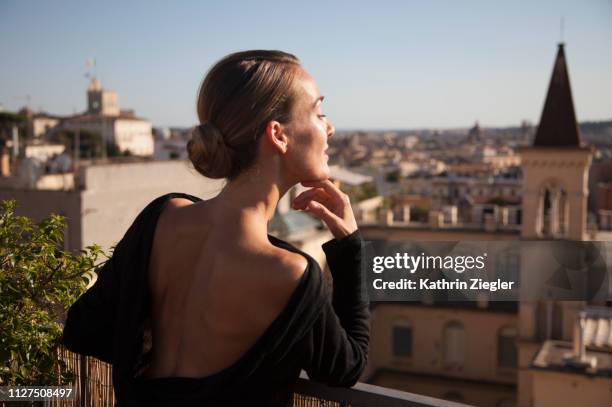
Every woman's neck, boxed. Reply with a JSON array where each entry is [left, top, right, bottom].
[[212, 167, 294, 242]]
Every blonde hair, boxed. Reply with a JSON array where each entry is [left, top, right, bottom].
[[187, 50, 301, 179]]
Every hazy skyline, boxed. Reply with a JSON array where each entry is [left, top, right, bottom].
[[1, 0, 611, 130]]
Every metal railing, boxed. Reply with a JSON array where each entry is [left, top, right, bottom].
[[293, 371, 472, 407]]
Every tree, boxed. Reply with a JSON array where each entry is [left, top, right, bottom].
[[487, 196, 511, 206], [106, 141, 121, 157], [346, 182, 379, 203], [0, 112, 28, 157], [385, 170, 400, 183], [55, 129, 104, 158], [0, 199, 108, 386]]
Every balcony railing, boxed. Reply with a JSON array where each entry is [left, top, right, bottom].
[[293, 371, 472, 407], [43, 347, 471, 407]]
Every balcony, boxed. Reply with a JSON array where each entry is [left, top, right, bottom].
[[45, 347, 471, 406], [293, 371, 472, 406]]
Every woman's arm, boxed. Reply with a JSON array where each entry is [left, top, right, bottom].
[[300, 231, 370, 386], [293, 180, 370, 386], [62, 257, 118, 363]]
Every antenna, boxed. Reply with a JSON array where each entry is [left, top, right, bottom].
[[85, 58, 97, 79], [560, 17, 565, 44]]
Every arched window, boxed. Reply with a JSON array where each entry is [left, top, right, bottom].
[[539, 183, 568, 237], [558, 189, 568, 236], [542, 188, 552, 235], [497, 326, 517, 368], [443, 321, 465, 367], [392, 319, 412, 358]]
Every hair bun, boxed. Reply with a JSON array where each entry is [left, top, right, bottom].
[[187, 122, 235, 179]]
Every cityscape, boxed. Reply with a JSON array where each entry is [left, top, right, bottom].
[[1, 2, 611, 407]]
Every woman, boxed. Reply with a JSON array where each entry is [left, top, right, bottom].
[[63, 50, 370, 406]]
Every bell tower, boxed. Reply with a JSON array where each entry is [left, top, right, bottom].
[[520, 44, 593, 240], [87, 77, 120, 116]]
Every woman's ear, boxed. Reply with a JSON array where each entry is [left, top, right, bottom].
[[264, 120, 289, 154]]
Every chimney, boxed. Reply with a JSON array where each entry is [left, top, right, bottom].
[[380, 209, 394, 226], [443, 205, 458, 225], [12, 126, 19, 158], [0, 147, 11, 177], [573, 311, 586, 362], [498, 207, 509, 225], [484, 213, 497, 232], [563, 310, 596, 370], [402, 204, 411, 222], [429, 210, 443, 229]]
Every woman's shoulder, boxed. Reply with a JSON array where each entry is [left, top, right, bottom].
[[264, 235, 325, 285], [255, 244, 310, 307], [243, 236, 327, 320]]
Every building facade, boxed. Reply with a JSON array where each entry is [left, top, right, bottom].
[[362, 44, 611, 407]]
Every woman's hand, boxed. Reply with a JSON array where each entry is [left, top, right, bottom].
[[291, 180, 358, 239]]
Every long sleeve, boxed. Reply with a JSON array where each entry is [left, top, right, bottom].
[[61, 256, 119, 364], [300, 230, 370, 387], [61, 193, 163, 364]]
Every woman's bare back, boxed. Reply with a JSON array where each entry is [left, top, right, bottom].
[[142, 198, 307, 379]]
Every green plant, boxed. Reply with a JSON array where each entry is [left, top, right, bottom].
[[56, 129, 104, 158], [106, 141, 121, 157], [487, 196, 511, 206], [0, 199, 107, 386], [346, 182, 379, 203]]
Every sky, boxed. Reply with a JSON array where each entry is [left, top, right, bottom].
[[1, 0, 611, 130]]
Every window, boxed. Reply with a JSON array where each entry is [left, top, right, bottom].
[[558, 189, 568, 235], [392, 320, 412, 357], [443, 321, 465, 367], [496, 250, 520, 286], [498, 326, 517, 368]]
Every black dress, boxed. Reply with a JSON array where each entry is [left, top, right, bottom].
[[62, 192, 370, 406]]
